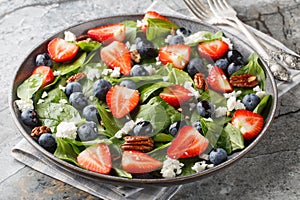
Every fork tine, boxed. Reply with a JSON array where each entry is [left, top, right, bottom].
[[183, 0, 210, 20], [221, 0, 231, 9], [207, 0, 219, 16], [193, 0, 212, 16]]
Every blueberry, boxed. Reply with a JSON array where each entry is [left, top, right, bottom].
[[227, 62, 243, 76], [35, 53, 52, 67], [65, 82, 82, 97], [92, 79, 112, 101], [77, 121, 98, 141], [69, 92, 88, 110], [130, 65, 149, 76], [186, 58, 206, 77], [176, 27, 192, 37], [21, 109, 39, 127], [242, 93, 261, 111], [38, 133, 57, 153], [192, 120, 203, 134], [209, 148, 228, 165], [135, 37, 157, 59], [169, 35, 184, 45], [119, 80, 137, 90], [168, 120, 189, 137], [196, 100, 215, 118], [133, 121, 153, 136], [83, 105, 101, 124], [227, 50, 244, 65], [215, 58, 229, 71]]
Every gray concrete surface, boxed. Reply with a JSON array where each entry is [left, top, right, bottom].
[[0, 0, 299, 199]]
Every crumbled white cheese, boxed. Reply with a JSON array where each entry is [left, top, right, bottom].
[[165, 35, 173, 44], [64, 31, 76, 42], [125, 41, 131, 50], [37, 99, 45, 105], [102, 69, 113, 76], [15, 99, 34, 112], [56, 122, 77, 139], [215, 106, 228, 118], [183, 81, 200, 99], [162, 76, 169, 82], [110, 67, 121, 78], [59, 84, 66, 92], [86, 67, 100, 81], [59, 99, 68, 104], [41, 91, 48, 99], [235, 100, 246, 110], [130, 44, 137, 51], [53, 70, 61, 76], [203, 117, 214, 122], [223, 90, 242, 99], [226, 96, 245, 111], [144, 65, 157, 75], [136, 19, 143, 28], [192, 161, 214, 173], [184, 31, 206, 45], [161, 157, 184, 178], [222, 37, 233, 50], [155, 56, 162, 65], [114, 120, 135, 139], [207, 64, 214, 72], [253, 86, 266, 99]]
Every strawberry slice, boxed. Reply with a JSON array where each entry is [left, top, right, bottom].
[[32, 66, 54, 88], [207, 66, 233, 93], [100, 41, 132, 76], [122, 150, 162, 174], [106, 85, 139, 118], [158, 44, 191, 69], [140, 11, 170, 33], [47, 37, 79, 62], [159, 85, 193, 107], [87, 24, 126, 44], [231, 110, 264, 140], [77, 143, 112, 175], [167, 126, 209, 159], [198, 40, 229, 61]]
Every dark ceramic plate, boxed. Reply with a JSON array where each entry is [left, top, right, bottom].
[[9, 14, 278, 187]]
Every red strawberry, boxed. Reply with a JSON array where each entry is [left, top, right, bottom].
[[32, 66, 54, 87], [106, 85, 139, 118], [87, 24, 126, 44], [159, 85, 193, 107], [167, 126, 209, 159], [122, 150, 162, 174], [158, 44, 191, 69], [207, 66, 233, 93], [77, 143, 112, 175], [140, 11, 170, 33], [100, 41, 132, 76], [231, 110, 264, 140], [47, 37, 79, 62], [198, 40, 229, 61]]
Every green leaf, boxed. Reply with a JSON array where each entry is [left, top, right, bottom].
[[43, 87, 68, 104], [96, 103, 120, 137], [118, 75, 164, 87], [54, 138, 79, 165], [139, 81, 173, 102], [200, 89, 227, 107], [153, 133, 174, 142], [216, 129, 232, 154], [17, 73, 43, 100], [121, 20, 137, 44], [114, 168, 132, 179], [224, 123, 244, 151], [179, 157, 200, 176], [168, 67, 193, 85], [77, 41, 101, 52], [200, 118, 223, 148], [53, 53, 87, 75], [185, 31, 223, 46], [148, 142, 171, 162], [253, 94, 272, 118]]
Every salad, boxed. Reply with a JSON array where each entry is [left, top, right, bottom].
[[15, 11, 273, 179]]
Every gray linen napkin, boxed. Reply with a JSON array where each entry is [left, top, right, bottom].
[[11, 0, 300, 199]]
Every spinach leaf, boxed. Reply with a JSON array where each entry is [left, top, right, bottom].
[[185, 31, 223, 46], [54, 138, 79, 165], [17, 73, 43, 100], [118, 75, 163, 86], [153, 133, 174, 142], [148, 142, 171, 162], [43, 87, 68, 104], [216, 129, 232, 154], [121, 20, 137, 44], [168, 67, 193, 85], [96, 103, 120, 137], [224, 123, 244, 152], [53, 53, 87, 75], [179, 157, 201, 176], [253, 94, 272, 118], [200, 89, 227, 107], [200, 118, 224, 148], [139, 81, 173, 103], [77, 41, 101, 52], [114, 168, 132, 179]]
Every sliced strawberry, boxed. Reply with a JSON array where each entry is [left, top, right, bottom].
[[47, 37, 79, 63], [231, 110, 264, 140], [158, 44, 191, 69], [106, 85, 139, 118], [167, 126, 209, 159], [159, 85, 193, 107], [198, 40, 229, 61], [122, 150, 162, 174], [207, 66, 233, 93], [100, 41, 132, 76], [87, 24, 126, 44], [77, 143, 112, 175], [32, 66, 54, 87], [140, 11, 170, 33]]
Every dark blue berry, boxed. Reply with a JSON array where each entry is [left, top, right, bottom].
[[65, 82, 82, 97], [227, 62, 243, 76], [209, 148, 228, 165], [192, 120, 203, 134], [119, 80, 137, 90], [69, 92, 88, 110], [242, 93, 261, 111], [21, 109, 39, 127], [227, 50, 244, 65], [186, 58, 206, 77], [133, 121, 153, 136], [130, 65, 149, 76], [35, 53, 52, 67], [168, 120, 189, 137], [176, 27, 192, 37], [215, 58, 229, 71], [135, 37, 157, 59], [38, 133, 57, 153], [77, 121, 98, 141], [169, 35, 184, 45], [83, 105, 100, 124], [196, 100, 215, 118], [92, 79, 112, 101]]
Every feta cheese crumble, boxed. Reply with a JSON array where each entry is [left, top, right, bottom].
[[160, 157, 184, 178], [59, 84, 66, 92], [53, 70, 61, 76], [41, 91, 48, 99], [37, 99, 45, 105], [223, 90, 245, 111], [253, 86, 266, 99], [183, 81, 200, 99], [144, 65, 157, 75], [102, 69, 113, 76], [59, 99, 68, 104], [56, 122, 77, 139], [114, 120, 135, 139], [15, 99, 34, 112], [64, 31, 76, 42], [110, 67, 121, 78], [222, 37, 233, 50], [192, 161, 214, 173], [215, 106, 228, 118], [86, 67, 100, 81]]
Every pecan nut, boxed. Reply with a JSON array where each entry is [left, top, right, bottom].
[[230, 74, 258, 87], [194, 73, 208, 90], [66, 72, 86, 83], [76, 35, 91, 42], [130, 49, 141, 63], [121, 136, 154, 152], [31, 126, 51, 137]]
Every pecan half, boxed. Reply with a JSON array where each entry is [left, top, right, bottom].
[[76, 35, 90, 42], [194, 73, 208, 90], [66, 72, 86, 83], [130, 49, 141, 63], [230, 74, 258, 88], [121, 136, 154, 152], [31, 126, 51, 137]]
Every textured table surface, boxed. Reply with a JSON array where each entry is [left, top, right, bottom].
[[0, 0, 299, 199]]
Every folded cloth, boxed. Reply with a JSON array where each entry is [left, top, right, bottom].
[[11, 1, 300, 199]]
